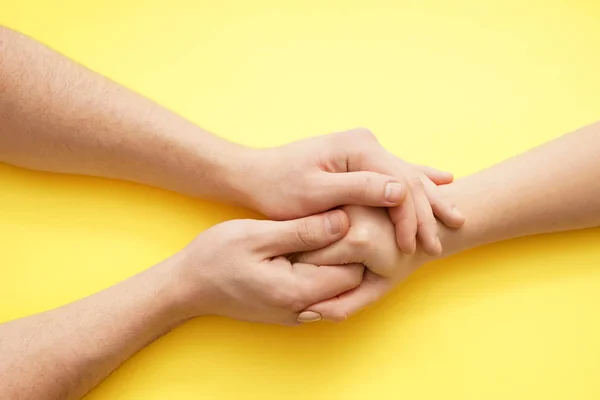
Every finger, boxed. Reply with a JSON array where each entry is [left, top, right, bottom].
[[299, 240, 398, 278], [317, 171, 407, 208], [294, 237, 355, 266], [388, 193, 417, 254], [297, 235, 394, 274], [298, 272, 392, 322], [411, 178, 441, 256], [416, 165, 454, 185], [296, 208, 400, 277], [259, 209, 350, 256], [294, 206, 380, 265], [421, 178, 465, 229], [293, 262, 365, 307]]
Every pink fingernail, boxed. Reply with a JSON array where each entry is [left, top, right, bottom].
[[385, 182, 403, 203]]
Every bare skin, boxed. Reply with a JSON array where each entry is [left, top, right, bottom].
[[5, 23, 599, 400], [0, 26, 462, 255], [0, 210, 365, 399], [3, 121, 596, 398], [299, 122, 600, 321], [0, 25, 462, 399]]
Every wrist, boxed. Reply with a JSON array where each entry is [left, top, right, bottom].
[[220, 146, 265, 210], [157, 249, 217, 320], [165, 125, 259, 207], [435, 178, 496, 258], [221, 146, 278, 214], [143, 258, 201, 325]]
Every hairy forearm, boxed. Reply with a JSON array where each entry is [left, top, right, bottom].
[[438, 121, 600, 256], [0, 258, 190, 399], [0, 26, 251, 203]]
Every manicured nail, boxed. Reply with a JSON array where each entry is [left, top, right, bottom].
[[326, 213, 342, 235], [385, 182, 403, 203], [297, 311, 322, 323]]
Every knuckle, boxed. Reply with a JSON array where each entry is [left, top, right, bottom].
[[416, 217, 431, 231], [351, 174, 374, 200], [409, 176, 424, 190], [348, 226, 376, 253], [333, 128, 382, 170], [271, 284, 308, 311], [427, 194, 441, 210], [271, 288, 295, 309], [290, 298, 308, 312], [391, 208, 411, 224], [352, 127, 376, 140], [338, 127, 377, 143], [288, 290, 308, 312], [296, 219, 319, 248], [360, 173, 376, 188]]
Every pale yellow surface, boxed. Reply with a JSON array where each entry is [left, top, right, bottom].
[[1, 0, 600, 398]]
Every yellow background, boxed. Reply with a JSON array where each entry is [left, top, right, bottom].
[[2, 0, 600, 398]]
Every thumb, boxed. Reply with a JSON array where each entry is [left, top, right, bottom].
[[261, 209, 350, 256], [317, 171, 407, 209]]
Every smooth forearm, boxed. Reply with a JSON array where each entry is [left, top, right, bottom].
[[0, 26, 252, 203], [438, 121, 600, 256], [0, 258, 190, 399]]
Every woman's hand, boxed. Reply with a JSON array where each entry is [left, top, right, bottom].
[[295, 205, 434, 322]]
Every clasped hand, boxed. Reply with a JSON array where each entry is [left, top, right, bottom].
[[165, 129, 464, 325]]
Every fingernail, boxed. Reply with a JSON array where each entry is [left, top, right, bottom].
[[326, 213, 342, 235], [452, 207, 464, 219], [297, 311, 322, 323], [385, 182, 403, 203]]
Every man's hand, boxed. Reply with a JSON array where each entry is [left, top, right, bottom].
[[0, 28, 463, 256], [295, 205, 428, 322], [0, 209, 362, 399], [237, 128, 465, 256], [172, 209, 364, 325]]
